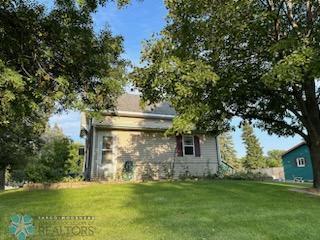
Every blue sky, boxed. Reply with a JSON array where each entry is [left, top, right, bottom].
[[49, 0, 302, 157]]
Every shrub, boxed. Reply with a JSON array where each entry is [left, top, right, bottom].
[[9, 169, 26, 184], [66, 142, 84, 178], [61, 176, 84, 182], [24, 125, 84, 183], [224, 171, 273, 181], [25, 137, 71, 183]]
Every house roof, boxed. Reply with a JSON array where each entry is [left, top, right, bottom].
[[80, 94, 176, 135], [115, 93, 176, 116], [282, 142, 306, 157]]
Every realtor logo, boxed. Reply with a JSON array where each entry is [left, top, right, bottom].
[[8, 214, 35, 240]]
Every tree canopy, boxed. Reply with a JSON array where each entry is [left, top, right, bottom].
[[132, 0, 320, 188], [0, 0, 130, 189], [265, 150, 284, 168], [1, 0, 127, 113]]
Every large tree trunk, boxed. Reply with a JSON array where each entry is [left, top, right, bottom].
[[0, 167, 5, 191], [301, 80, 320, 188], [308, 142, 320, 189]]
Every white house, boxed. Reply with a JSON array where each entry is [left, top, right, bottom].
[[80, 94, 221, 181]]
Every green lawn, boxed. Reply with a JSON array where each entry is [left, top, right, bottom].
[[0, 180, 319, 240]]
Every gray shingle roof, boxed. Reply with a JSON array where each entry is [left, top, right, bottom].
[[116, 94, 176, 116]]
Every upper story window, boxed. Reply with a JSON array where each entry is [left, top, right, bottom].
[[296, 157, 306, 167], [183, 135, 194, 155]]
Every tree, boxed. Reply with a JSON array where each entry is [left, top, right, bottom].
[[67, 142, 85, 177], [0, 60, 47, 189], [132, 0, 320, 188], [265, 150, 284, 168], [241, 122, 265, 170], [0, 0, 129, 189], [26, 136, 71, 183], [26, 125, 78, 183], [219, 132, 240, 169]]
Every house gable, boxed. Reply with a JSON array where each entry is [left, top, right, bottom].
[[282, 143, 313, 181], [87, 93, 176, 131]]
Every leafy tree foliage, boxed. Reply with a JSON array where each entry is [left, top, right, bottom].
[[241, 122, 265, 170], [0, 60, 47, 189], [132, 0, 320, 188], [25, 125, 82, 183], [67, 142, 84, 177], [76, 0, 132, 11], [0, 0, 128, 189], [219, 132, 240, 169], [1, 0, 126, 112], [265, 150, 285, 168]]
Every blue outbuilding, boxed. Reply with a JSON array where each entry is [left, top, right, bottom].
[[282, 142, 313, 181]]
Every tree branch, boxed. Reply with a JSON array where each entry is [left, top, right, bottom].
[[306, 0, 313, 23], [36, 61, 55, 81], [266, 0, 275, 11], [306, 0, 314, 37], [258, 0, 269, 8], [288, 108, 307, 126], [237, 104, 308, 140], [292, 85, 308, 113], [252, 114, 308, 140], [21, 63, 33, 79], [284, 0, 299, 29]]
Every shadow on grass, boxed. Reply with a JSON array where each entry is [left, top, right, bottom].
[[1, 180, 320, 240], [124, 180, 320, 240], [0, 186, 98, 240]]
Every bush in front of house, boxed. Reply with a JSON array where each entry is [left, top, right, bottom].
[[223, 171, 273, 181], [25, 137, 71, 183], [6, 169, 27, 187]]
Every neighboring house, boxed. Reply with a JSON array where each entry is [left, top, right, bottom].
[[80, 94, 221, 181], [282, 142, 313, 181], [219, 161, 235, 175]]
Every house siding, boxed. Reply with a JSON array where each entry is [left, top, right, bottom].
[[94, 115, 173, 130], [93, 129, 219, 180], [282, 144, 313, 181]]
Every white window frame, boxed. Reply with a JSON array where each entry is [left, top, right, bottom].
[[183, 135, 195, 156], [101, 136, 113, 165], [296, 157, 306, 167], [102, 136, 113, 151]]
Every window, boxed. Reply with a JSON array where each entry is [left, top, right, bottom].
[[296, 157, 306, 167], [78, 147, 85, 156], [102, 136, 113, 164], [183, 136, 194, 155]]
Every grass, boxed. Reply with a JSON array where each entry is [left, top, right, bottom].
[[0, 180, 319, 240]]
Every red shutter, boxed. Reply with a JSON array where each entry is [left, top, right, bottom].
[[176, 135, 183, 157], [194, 135, 201, 157]]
